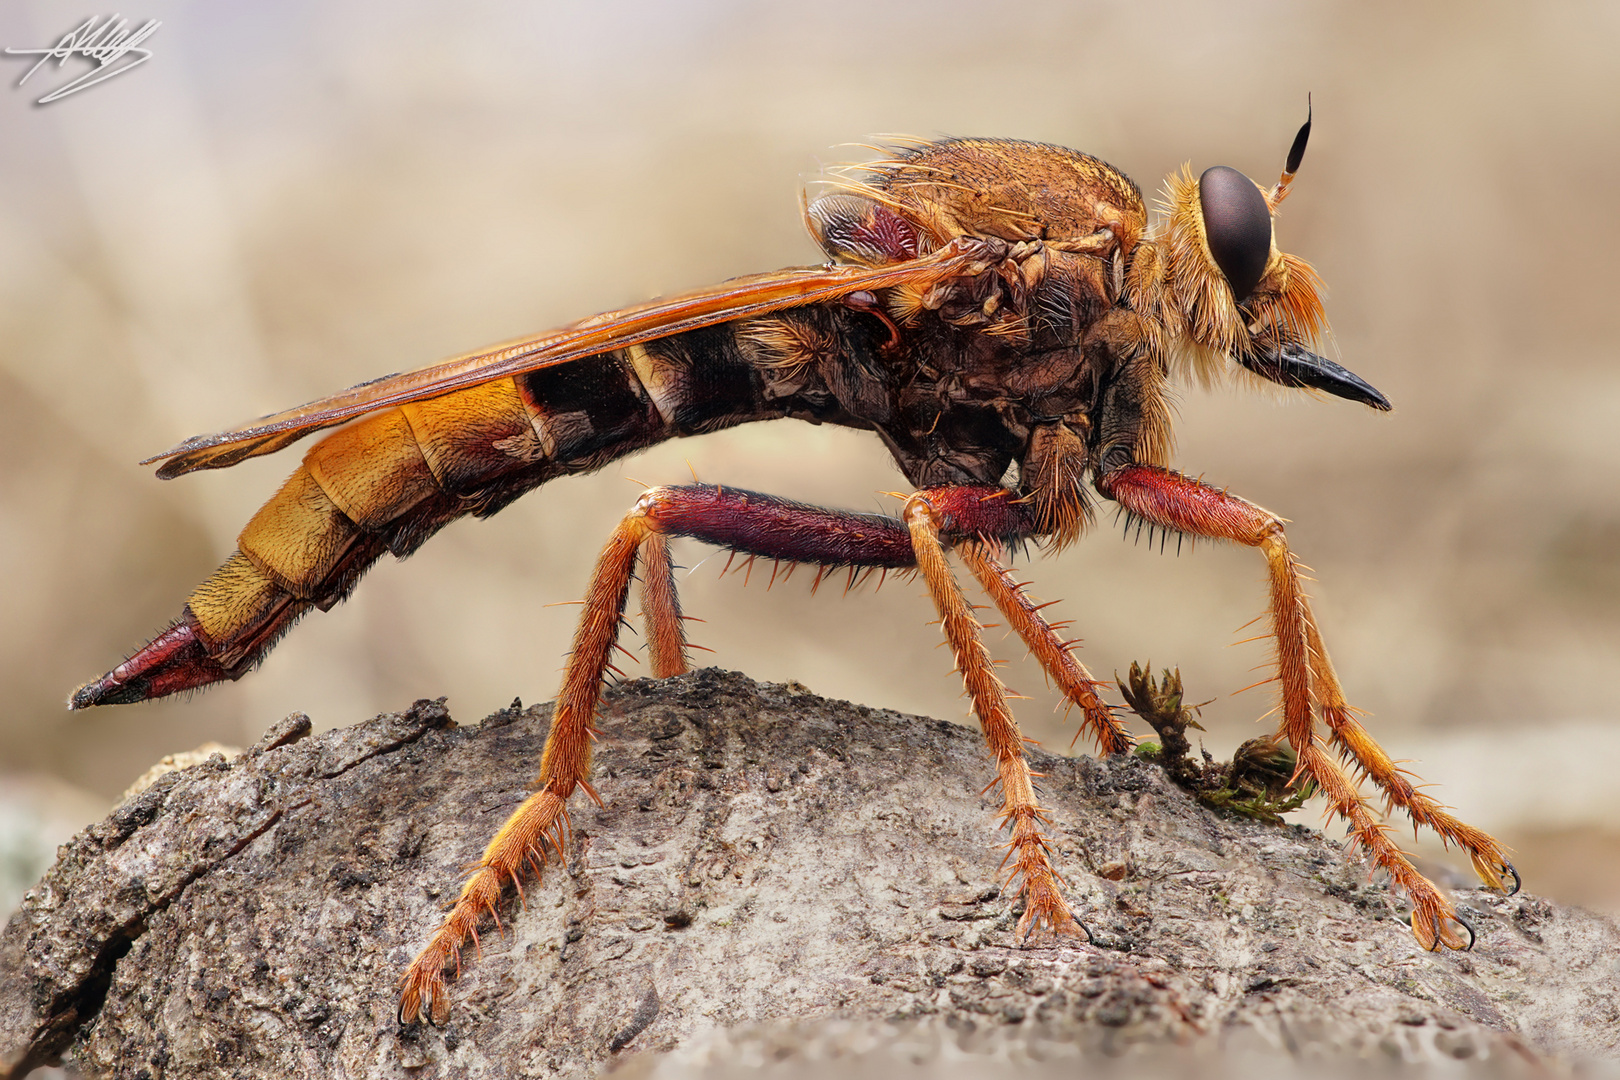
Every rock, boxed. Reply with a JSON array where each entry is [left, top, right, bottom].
[[1, 670, 1615, 1078]]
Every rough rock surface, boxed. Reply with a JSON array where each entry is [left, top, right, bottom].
[[1, 669, 1616, 1078]]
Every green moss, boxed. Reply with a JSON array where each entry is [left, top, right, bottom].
[[1118, 662, 1312, 825]]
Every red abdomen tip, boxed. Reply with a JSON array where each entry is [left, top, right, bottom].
[[70, 618, 230, 708]]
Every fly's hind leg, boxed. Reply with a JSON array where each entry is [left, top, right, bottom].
[[1101, 463, 1511, 951], [639, 533, 690, 679], [399, 483, 916, 1023], [399, 503, 650, 1024]]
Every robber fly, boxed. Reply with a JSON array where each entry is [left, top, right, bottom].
[[73, 109, 1520, 1024]]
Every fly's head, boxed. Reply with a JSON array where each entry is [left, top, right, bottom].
[[1137, 104, 1391, 412]]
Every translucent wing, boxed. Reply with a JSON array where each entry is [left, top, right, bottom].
[[146, 243, 983, 477]]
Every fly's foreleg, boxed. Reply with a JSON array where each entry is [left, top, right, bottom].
[[1100, 463, 1511, 951], [1299, 617, 1518, 894]]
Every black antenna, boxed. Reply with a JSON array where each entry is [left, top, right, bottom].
[[1285, 94, 1312, 176]]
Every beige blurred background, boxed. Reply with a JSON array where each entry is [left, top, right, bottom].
[[2, 1, 1618, 918]]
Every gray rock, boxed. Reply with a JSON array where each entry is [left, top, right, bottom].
[[1, 670, 1615, 1078]]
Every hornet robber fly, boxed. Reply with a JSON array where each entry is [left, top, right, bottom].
[[72, 107, 1520, 1024]]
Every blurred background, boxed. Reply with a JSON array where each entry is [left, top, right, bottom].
[[2, 0, 1617, 919]]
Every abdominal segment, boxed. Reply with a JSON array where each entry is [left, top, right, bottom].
[[72, 327, 807, 708]]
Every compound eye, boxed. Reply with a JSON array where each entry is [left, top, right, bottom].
[[1198, 165, 1272, 303]]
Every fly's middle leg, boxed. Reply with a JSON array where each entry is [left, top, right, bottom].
[[957, 539, 1132, 757], [904, 488, 1092, 943]]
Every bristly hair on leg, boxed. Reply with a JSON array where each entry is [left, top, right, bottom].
[[1115, 508, 1194, 556]]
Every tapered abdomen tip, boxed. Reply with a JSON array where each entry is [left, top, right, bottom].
[[70, 674, 149, 709], [69, 617, 232, 708]]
